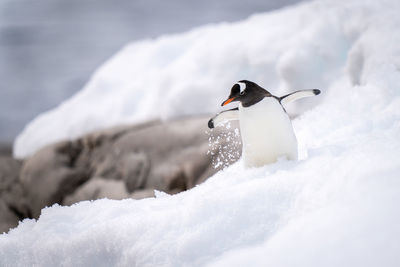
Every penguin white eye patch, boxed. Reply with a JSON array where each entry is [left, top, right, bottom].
[[236, 82, 246, 92]]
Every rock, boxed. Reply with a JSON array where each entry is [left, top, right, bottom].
[[63, 178, 157, 206], [0, 199, 19, 234], [0, 156, 29, 231], [0, 156, 21, 191], [130, 189, 155, 199], [119, 152, 150, 193], [20, 143, 90, 217], [19, 116, 241, 219], [108, 117, 219, 191], [91, 150, 150, 193], [63, 178, 130, 205], [0, 143, 12, 156]]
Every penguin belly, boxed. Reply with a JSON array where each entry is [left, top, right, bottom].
[[239, 98, 298, 168]]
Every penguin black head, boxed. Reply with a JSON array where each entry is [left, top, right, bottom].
[[221, 80, 272, 108]]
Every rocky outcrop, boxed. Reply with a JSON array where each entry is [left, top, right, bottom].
[[0, 156, 29, 233], [16, 116, 240, 220], [0, 116, 240, 232], [62, 178, 155, 205], [0, 144, 12, 156], [0, 199, 19, 234]]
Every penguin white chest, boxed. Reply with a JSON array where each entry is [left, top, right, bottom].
[[239, 98, 298, 168]]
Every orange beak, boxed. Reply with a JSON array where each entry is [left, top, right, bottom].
[[221, 97, 236, 106]]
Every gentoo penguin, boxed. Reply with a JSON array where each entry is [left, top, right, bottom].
[[208, 80, 320, 168]]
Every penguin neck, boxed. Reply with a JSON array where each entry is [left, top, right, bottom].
[[239, 96, 280, 110], [240, 95, 280, 108], [241, 95, 265, 107]]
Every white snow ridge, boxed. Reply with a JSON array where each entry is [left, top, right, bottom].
[[3, 0, 400, 266]]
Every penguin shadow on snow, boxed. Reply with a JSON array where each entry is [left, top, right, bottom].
[[208, 80, 320, 169]]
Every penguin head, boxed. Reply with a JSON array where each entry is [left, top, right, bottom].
[[221, 80, 271, 107]]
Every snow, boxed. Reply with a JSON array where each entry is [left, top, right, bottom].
[[0, 0, 300, 143], [14, 0, 361, 159], [2, 0, 400, 266]]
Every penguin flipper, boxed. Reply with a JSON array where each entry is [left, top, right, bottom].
[[208, 107, 239, 129], [280, 89, 321, 105]]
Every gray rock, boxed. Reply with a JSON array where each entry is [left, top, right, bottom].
[[0, 156, 21, 192], [108, 117, 219, 191], [119, 152, 150, 193], [20, 143, 90, 217], [0, 155, 28, 232], [63, 178, 130, 205], [0, 199, 19, 234], [0, 143, 12, 157], [130, 189, 155, 199], [63, 178, 156, 206], [19, 116, 241, 219]]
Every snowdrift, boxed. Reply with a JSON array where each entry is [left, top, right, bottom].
[[3, 0, 400, 266], [15, 0, 363, 159]]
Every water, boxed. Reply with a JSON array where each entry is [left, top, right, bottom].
[[0, 0, 303, 143]]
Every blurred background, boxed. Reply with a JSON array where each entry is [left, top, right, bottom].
[[0, 0, 303, 148], [0, 0, 307, 233]]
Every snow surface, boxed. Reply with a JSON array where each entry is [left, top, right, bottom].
[[2, 0, 400, 266], [0, 0, 301, 143], [14, 0, 361, 158]]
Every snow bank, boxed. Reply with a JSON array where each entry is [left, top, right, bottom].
[[2, 0, 400, 266], [16, 0, 354, 158]]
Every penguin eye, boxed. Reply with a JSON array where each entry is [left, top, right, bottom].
[[240, 90, 245, 96]]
